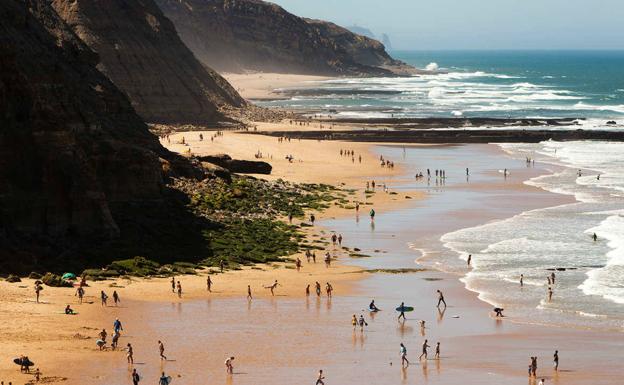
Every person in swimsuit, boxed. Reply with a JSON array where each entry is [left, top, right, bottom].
[[158, 340, 167, 360], [306, 284, 310, 296], [434, 342, 440, 359], [207, 275, 212, 292], [494, 307, 505, 317], [112, 291, 120, 306], [400, 343, 409, 367], [76, 287, 85, 303], [436, 290, 447, 308], [65, 305, 74, 314], [358, 315, 367, 331], [247, 285, 253, 300], [419, 339, 430, 360], [553, 350, 559, 371], [171, 277, 176, 293], [369, 300, 380, 312], [177, 281, 182, 298], [266, 280, 280, 296], [351, 315, 357, 330], [100, 291, 108, 306], [225, 357, 235, 374], [127, 343, 134, 364], [315, 369, 325, 385], [315, 282, 321, 297]]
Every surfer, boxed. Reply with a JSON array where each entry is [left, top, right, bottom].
[[112, 291, 120, 306], [316, 369, 325, 385], [369, 299, 380, 312], [400, 343, 409, 367], [247, 285, 252, 300], [436, 290, 447, 308], [207, 275, 212, 292], [225, 357, 235, 374], [494, 307, 505, 317], [158, 340, 167, 360], [398, 302, 406, 321], [132, 368, 140, 385], [419, 339, 430, 360]]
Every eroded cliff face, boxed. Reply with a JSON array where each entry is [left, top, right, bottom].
[[155, 0, 414, 76], [50, 0, 246, 125], [0, 0, 202, 272]]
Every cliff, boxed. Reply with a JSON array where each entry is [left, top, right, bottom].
[[155, 0, 415, 76], [50, 0, 246, 125], [0, 0, 206, 273]]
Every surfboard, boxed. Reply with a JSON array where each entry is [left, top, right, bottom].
[[395, 306, 414, 312], [13, 358, 34, 367]]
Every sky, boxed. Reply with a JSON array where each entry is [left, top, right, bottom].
[[268, 0, 624, 50]]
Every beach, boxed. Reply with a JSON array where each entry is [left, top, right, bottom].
[[222, 73, 331, 101], [2, 131, 623, 385]]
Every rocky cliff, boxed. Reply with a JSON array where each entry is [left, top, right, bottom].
[[155, 0, 415, 76], [0, 0, 206, 273], [50, 0, 246, 125]]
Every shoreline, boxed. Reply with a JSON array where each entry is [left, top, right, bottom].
[[2, 137, 623, 384]]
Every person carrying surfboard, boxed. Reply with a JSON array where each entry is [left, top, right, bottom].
[[398, 302, 406, 321]]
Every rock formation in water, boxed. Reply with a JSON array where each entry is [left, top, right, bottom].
[[0, 0, 207, 273], [50, 0, 246, 125], [155, 0, 416, 76]]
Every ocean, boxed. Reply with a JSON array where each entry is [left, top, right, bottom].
[[263, 51, 624, 330], [259, 50, 624, 129]]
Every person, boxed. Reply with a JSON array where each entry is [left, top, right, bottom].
[[315, 282, 321, 297], [553, 350, 559, 371], [76, 287, 85, 304], [338, 234, 343, 246], [551, 272, 556, 285], [531, 356, 538, 377], [358, 315, 367, 331], [306, 284, 310, 296], [312, 252, 317, 263], [126, 343, 134, 364], [538, 379, 545, 385], [436, 290, 447, 308], [548, 286, 553, 301], [467, 254, 471, 266], [355, 202, 360, 212], [325, 282, 333, 297], [247, 285, 252, 300], [207, 275, 212, 292], [101, 290, 108, 306], [114, 318, 123, 334], [593, 232, 598, 242], [494, 307, 504, 317], [170, 277, 176, 293], [220, 259, 225, 273], [400, 343, 409, 367], [176, 281, 182, 298], [158, 372, 169, 385], [369, 208, 375, 221], [99, 329, 108, 342], [112, 291, 120, 306], [131, 368, 140, 385], [111, 331, 120, 350], [266, 280, 279, 296], [419, 339, 430, 360], [34, 368, 40, 382], [434, 342, 440, 359], [398, 302, 406, 321], [316, 369, 325, 385], [369, 300, 380, 312], [310, 214, 315, 225], [225, 357, 235, 374], [331, 234, 337, 245], [35, 283, 43, 303], [296, 258, 302, 271], [158, 340, 167, 360], [520, 274, 524, 287], [64, 305, 74, 314], [351, 314, 357, 330], [324, 252, 331, 268], [288, 212, 293, 224]]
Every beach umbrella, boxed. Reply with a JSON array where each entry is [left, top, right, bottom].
[[62, 273, 76, 280]]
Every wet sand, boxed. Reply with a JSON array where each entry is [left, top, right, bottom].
[[2, 141, 623, 385], [222, 73, 331, 100]]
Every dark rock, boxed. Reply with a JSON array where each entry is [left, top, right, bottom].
[[606, 121, 617, 125], [51, 0, 246, 125], [42, 273, 73, 287], [201, 162, 232, 182], [5, 275, 21, 283], [155, 0, 417, 76], [198, 155, 272, 175], [28, 272, 43, 279]]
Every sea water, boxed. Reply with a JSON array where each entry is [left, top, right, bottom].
[[442, 141, 624, 330], [258, 50, 624, 129]]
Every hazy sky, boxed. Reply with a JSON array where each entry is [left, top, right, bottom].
[[268, 0, 624, 50]]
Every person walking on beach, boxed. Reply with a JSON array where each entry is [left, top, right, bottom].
[[35, 282, 43, 303], [324, 252, 331, 268], [331, 234, 337, 246], [247, 285, 253, 300], [315, 282, 321, 297], [467, 254, 471, 266], [358, 314, 368, 331], [369, 208, 375, 221], [436, 290, 447, 308], [113, 291, 120, 306], [316, 369, 325, 385], [352, 315, 357, 330], [158, 372, 169, 385], [101, 290, 108, 306], [398, 302, 406, 321], [553, 350, 559, 371], [131, 368, 140, 385], [520, 274, 524, 287], [207, 276, 212, 292], [225, 357, 235, 374], [419, 340, 430, 360], [593, 232, 598, 242], [338, 234, 343, 246], [400, 343, 409, 367], [548, 286, 553, 301], [551, 272, 556, 285], [296, 258, 302, 271], [530, 356, 538, 377], [434, 342, 440, 359], [76, 286, 85, 304], [170, 277, 176, 293], [325, 282, 333, 298], [310, 214, 316, 225], [124, 343, 134, 364], [176, 281, 182, 298], [306, 284, 310, 296], [220, 259, 225, 273], [266, 280, 280, 296], [113, 318, 123, 335], [312, 252, 317, 263], [156, 340, 167, 360], [111, 331, 120, 350]]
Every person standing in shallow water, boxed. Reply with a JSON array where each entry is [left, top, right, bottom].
[[520, 274, 524, 287], [170, 277, 176, 293], [207, 275, 212, 292], [553, 350, 559, 371], [247, 285, 252, 300], [176, 281, 182, 298]]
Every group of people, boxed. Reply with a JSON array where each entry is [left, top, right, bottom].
[[339, 149, 362, 164]]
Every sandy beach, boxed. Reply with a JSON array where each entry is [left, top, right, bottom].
[[2, 135, 623, 385], [222, 73, 332, 100]]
